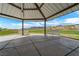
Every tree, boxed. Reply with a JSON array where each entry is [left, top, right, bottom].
[[0, 28, 7, 31], [0, 28, 2, 31]]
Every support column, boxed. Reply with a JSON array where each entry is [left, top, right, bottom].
[[44, 19, 46, 37], [21, 3, 24, 36], [34, 3, 47, 37], [22, 19, 24, 35]]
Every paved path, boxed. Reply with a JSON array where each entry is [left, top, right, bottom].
[[0, 35, 26, 42]]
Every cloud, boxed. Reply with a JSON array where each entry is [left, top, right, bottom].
[[75, 11, 79, 15], [0, 24, 7, 28], [46, 20, 60, 26], [11, 23, 17, 26], [64, 18, 79, 24], [10, 23, 33, 29], [32, 22, 43, 27], [11, 23, 32, 26]]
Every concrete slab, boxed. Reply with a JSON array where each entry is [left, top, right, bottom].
[[15, 44, 39, 56], [0, 48, 19, 56], [28, 35, 59, 44], [5, 37, 32, 48], [74, 48, 79, 52], [68, 51, 79, 56], [34, 36, 62, 48], [34, 39, 71, 56], [40, 47, 70, 56], [28, 35, 46, 42], [0, 41, 9, 49], [0, 35, 79, 56], [59, 37, 79, 49], [67, 48, 79, 56]]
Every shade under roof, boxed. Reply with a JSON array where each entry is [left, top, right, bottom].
[[0, 3, 79, 21]]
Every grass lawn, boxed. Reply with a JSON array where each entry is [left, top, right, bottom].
[[28, 29, 50, 34], [0, 28, 79, 40], [0, 30, 18, 36], [60, 30, 79, 40], [0, 28, 50, 36], [28, 29, 44, 34]]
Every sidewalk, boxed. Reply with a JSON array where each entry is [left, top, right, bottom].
[[0, 35, 26, 42]]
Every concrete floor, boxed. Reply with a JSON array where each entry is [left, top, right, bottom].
[[0, 35, 79, 56]]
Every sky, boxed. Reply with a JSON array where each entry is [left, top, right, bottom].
[[0, 10, 79, 29]]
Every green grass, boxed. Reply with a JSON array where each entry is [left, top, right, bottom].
[[0, 30, 18, 36], [60, 30, 79, 35], [60, 30, 79, 40], [27, 29, 79, 40], [28, 28, 50, 34], [0, 28, 79, 40], [0, 28, 50, 36], [28, 29, 44, 34]]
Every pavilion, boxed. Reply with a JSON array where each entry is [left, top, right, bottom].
[[0, 3, 79, 36], [0, 3, 79, 56]]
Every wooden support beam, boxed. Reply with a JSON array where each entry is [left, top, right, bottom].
[[8, 3, 21, 9], [46, 3, 79, 19], [39, 3, 44, 8], [0, 13, 22, 19], [23, 18, 44, 20], [0, 13, 45, 20], [34, 3, 46, 20], [24, 8, 38, 10], [8, 3, 38, 10], [21, 3, 24, 35]]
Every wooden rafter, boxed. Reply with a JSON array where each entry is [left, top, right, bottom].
[[46, 3, 79, 19], [24, 8, 38, 10], [34, 3, 46, 20], [0, 13, 44, 20], [8, 3, 38, 10], [8, 3, 21, 9], [0, 13, 22, 19], [39, 3, 44, 8], [21, 3, 24, 35]]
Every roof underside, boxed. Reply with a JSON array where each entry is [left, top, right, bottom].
[[0, 3, 79, 21]]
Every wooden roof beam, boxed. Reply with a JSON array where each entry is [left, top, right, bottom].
[[34, 3, 47, 21], [39, 3, 44, 8], [24, 8, 38, 10], [0, 13, 44, 20], [46, 3, 79, 19], [8, 3, 21, 9], [0, 13, 22, 19]]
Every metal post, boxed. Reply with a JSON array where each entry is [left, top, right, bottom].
[[22, 19, 24, 35], [21, 3, 24, 36], [44, 19, 46, 37], [34, 3, 47, 37]]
